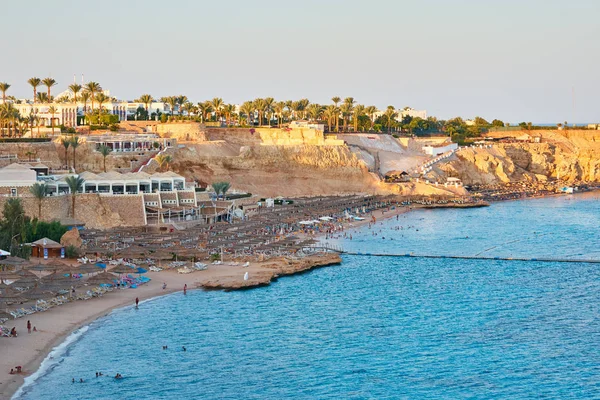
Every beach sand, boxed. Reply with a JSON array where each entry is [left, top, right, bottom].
[[0, 253, 341, 399], [0, 203, 423, 399]]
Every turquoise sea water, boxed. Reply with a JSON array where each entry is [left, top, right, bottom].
[[16, 194, 600, 399]]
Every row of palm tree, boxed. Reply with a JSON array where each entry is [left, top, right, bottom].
[[145, 95, 400, 132], [60, 135, 81, 171], [3, 76, 407, 132], [29, 176, 84, 220]]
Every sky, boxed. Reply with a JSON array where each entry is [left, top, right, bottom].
[[2, 0, 599, 123]]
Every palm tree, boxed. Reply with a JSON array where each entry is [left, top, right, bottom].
[[176, 95, 188, 116], [211, 98, 224, 122], [0, 82, 10, 103], [163, 96, 177, 117], [69, 84, 82, 103], [365, 105, 378, 131], [222, 104, 235, 126], [36, 93, 49, 104], [211, 181, 231, 199], [273, 101, 285, 127], [155, 154, 172, 171], [240, 102, 255, 126], [65, 176, 84, 218], [95, 93, 109, 116], [28, 77, 41, 103], [139, 94, 153, 116], [353, 105, 365, 132], [254, 98, 267, 126], [29, 182, 48, 219], [197, 102, 213, 123], [80, 91, 90, 113], [182, 102, 196, 119], [42, 78, 57, 99], [61, 137, 71, 168], [98, 144, 112, 172], [48, 106, 57, 135], [384, 106, 398, 133], [307, 104, 323, 122], [323, 105, 337, 132], [331, 97, 341, 131], [70, 136, 80, 171], [264, 97, 275, 126], [84, 82, 102, 112], [339, 103, 352, 132]]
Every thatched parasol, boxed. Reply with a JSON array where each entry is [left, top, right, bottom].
[[10, 276, 40, 290], [67, 264, 104, 275], [108, 265, 136, 275], [86, 273, 116, 286], [0, 256, 29, 267], [23, 284, 55, 300], [0, 310, 13, 321], [0, 286, 27, 305]]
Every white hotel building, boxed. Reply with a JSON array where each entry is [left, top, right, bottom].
[[13, 88, 171, 128]]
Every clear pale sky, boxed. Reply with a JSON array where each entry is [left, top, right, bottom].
[[3, 0, 598, 123]]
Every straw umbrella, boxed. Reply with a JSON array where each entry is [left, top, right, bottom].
[[86, 273, 116, 287], [23, 284, 55, 301], [10, 276, 40, 290], [0, 286, 27, 305], [0, 310, 13, 321]]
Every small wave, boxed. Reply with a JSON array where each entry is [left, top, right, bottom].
[[12, 325, 90, 399]]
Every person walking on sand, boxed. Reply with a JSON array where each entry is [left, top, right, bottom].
[[162, 282, 167, 290], [135, 297, 139, 308], [27, 320, 31, 334], [184, 284, 187, 295]]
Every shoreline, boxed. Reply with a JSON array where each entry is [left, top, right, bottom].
[[2, 190, 593, 399], [0, 253, 342, 399]]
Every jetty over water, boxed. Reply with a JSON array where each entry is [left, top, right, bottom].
[[306, 245, 600, 265]]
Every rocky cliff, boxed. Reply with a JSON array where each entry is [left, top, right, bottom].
[[432, 130, 600, 184]]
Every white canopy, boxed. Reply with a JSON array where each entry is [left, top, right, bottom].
[[319, 216, 334, 221]]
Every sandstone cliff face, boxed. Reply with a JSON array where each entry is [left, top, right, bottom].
[[171, 144, 382, 197], [434, 130, 600, 184]]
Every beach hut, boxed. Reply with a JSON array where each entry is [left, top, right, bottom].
[[31, 238, 65, 259]]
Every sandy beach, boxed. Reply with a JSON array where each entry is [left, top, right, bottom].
[[0, 201, 484, 399], [0, 252, 343, 399]]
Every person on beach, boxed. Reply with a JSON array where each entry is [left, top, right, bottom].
[[162, 282, 167, 290], [135, 297, 139, 308], [10, 327, 17, 337], [27, 320, 31, 334], [184, 284, 187, 295], [10, 369, 14, 374]]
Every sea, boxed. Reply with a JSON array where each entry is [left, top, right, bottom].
[[14, 194, 600, 399]]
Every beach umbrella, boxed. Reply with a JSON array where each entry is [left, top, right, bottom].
[[0, 256, 29, 267], [10, 276, 40, 290], [0, 310, 13, 321], [86, 273, 116, 286], [108, 265, 136, 275], [0, 286, 27, 305], [23, 284, 55, 300], [136, 267, 148, 274], [26, 263, 64, 272]]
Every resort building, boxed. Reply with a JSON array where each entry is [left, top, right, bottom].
[[423, 142, 458, 156], [373, 107, 428, 122], [86, 134, 176, 153], [45, 171, 188, 196], [14, 103, 78, 127]]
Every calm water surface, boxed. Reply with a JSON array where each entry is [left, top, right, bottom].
[[16, 194, 600, 399]]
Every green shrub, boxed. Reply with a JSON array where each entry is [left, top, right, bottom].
[[65, 245, 79, 258], [109, 124, 119, 132]]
